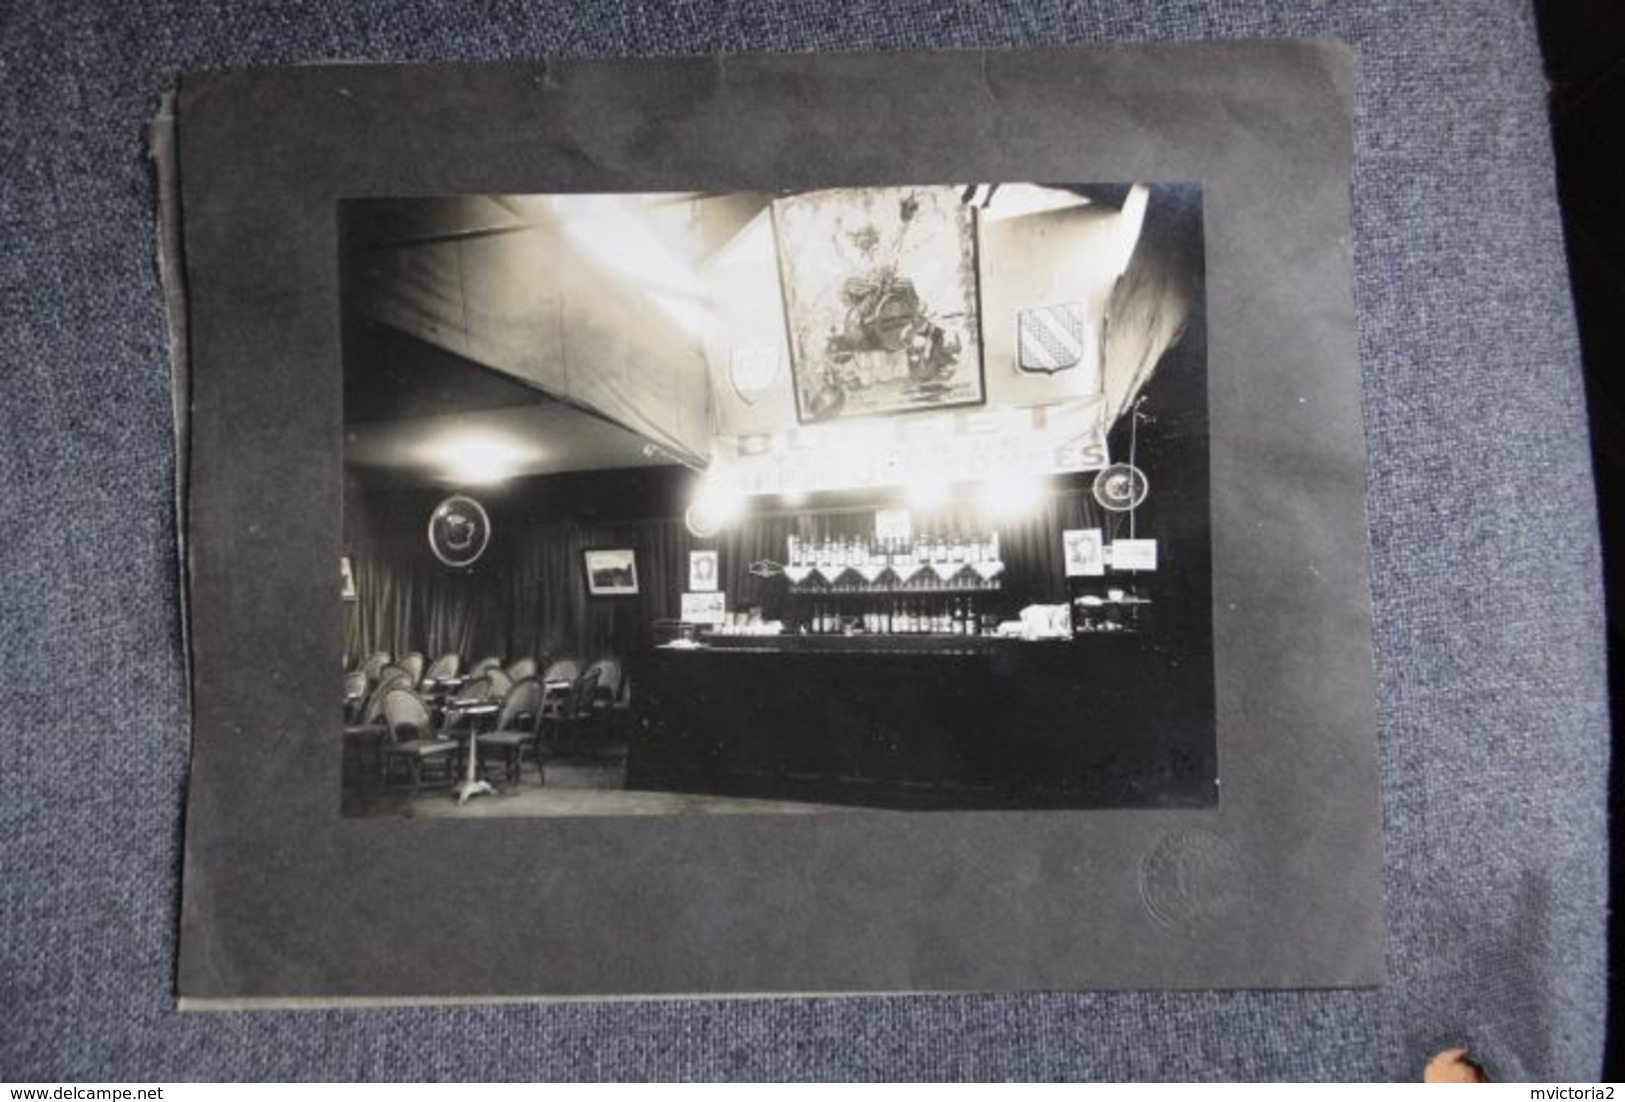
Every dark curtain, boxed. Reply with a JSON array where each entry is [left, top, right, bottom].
[[344, 542, 507, 665], [345, 485, 1115, 668], [507, 520, 656, 664]]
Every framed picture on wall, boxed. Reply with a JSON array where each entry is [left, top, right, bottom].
[[772, 186, 985, 424], [689, 550, 719, 592], [583, 548, 639, 596], [1063, 528, 1105, 577]]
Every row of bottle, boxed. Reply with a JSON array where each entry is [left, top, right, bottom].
[[803, 596, 987, 636], [796, 568, 1001, 593], [787, 531, 1001, 571]]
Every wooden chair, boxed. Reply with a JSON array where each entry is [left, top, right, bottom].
[[468, 655, 503, 678], [478, 678, 546, 786], [346, 670, 412, 738], [584, 656, 633, 739], [504, 656, 537, 682], [342, 670, 414, 791], [542, 668, 601, 758], [398, 652, 426, 688], [424, 652, 461, 683], [342, 669, 368, 724], [538, 657, 581, 718], [379, 689, 458, 796], [358, 651, 392, 682]]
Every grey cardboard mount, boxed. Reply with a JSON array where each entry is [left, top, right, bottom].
[[175, 41, 1382, 1002]]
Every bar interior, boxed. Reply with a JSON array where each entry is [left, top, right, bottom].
[[340, 184, 1214, 816]]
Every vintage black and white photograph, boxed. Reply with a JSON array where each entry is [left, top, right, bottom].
[[339, 183, 1212, 818], [688, 549, 719, 591], [583, 548, 639, 596]]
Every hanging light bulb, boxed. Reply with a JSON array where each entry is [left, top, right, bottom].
[[686, 470, 743, 537]]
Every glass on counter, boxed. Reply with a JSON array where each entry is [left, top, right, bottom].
[[1070, 586, 1152, 634], [711, 608, 784, 637]]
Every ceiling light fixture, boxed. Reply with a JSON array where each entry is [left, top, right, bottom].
[[428, 435, 535, 486]]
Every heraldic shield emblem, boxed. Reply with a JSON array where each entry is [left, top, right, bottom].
[[1017, 302, 1089, 374]]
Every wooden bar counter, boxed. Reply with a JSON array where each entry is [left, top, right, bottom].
[[628, 632, 1216, 811]]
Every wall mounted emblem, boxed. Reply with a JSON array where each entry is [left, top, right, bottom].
[[1017, 303, 1089, 374], [427, 494, 491, 568], [728, 345, 782, 407], [1093, 463, 1149, 512]]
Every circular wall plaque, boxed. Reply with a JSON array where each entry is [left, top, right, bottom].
[[427, 494, 491, 568], [684, 500, 722, 539], [1093, 463, 1149, 512]]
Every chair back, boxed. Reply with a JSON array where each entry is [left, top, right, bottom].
[[382, 688, 433, 744], [425, 653, 461, 681], [342, 670, 369, 723], [505, 656, 537, 681], [497, 679, 545, 733], [541, 657, 580, 684], [562, 668, 602, 721], [360, 671, 413, 725], [399, 652, 426, 686], [359, 652, 391, 681], [585, 657, 623, 704], [486, 668, 514, 698], [452, 675, 496, 706], [469, 655, 503, 677]]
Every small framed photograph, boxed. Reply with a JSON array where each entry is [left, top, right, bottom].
[[689, 550, 719, 592], [340, 555, 357, 601], [583, 548, 639, 596], [1062, 528, 1105, 577]]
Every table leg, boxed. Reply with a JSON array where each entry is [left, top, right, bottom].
[[455, 726, 496, 806]]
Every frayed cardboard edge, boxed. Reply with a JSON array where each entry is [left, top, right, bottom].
[[146, 90, 193, 735]]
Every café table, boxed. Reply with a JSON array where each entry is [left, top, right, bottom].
[[440, 698, 500, 805]]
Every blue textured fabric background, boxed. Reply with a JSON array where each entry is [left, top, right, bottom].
[[0, 0, 1606, 1082]]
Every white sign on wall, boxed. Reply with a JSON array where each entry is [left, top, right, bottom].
[[1108, 538, 1158, 572], [681, 591, 727, 625]]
